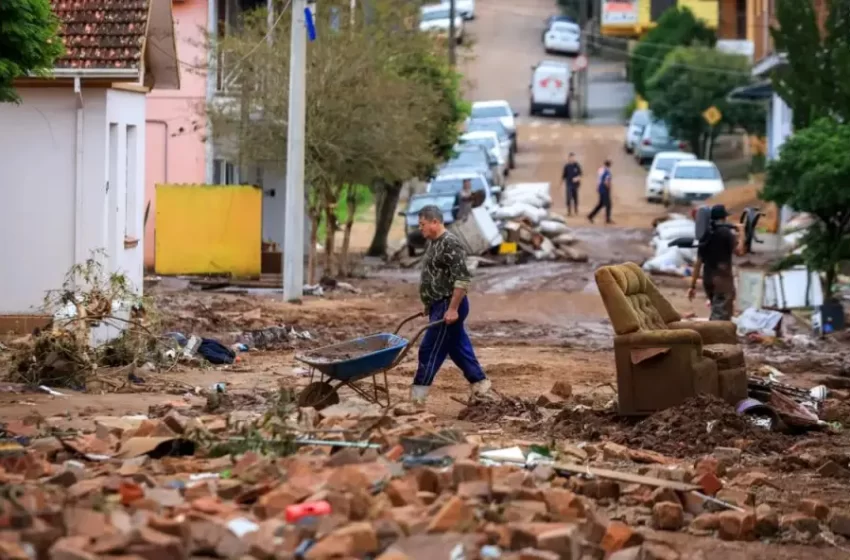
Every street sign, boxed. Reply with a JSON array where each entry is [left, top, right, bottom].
[[703, 106, 721, 126], [573, 54, 588, 71]]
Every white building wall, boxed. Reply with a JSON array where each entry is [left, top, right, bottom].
[[104, 89, 147, 296], [0, 86, 146, 318], [0, 87, 107, 315]]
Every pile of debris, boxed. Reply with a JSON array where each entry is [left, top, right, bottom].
[[3, 380, 850, 559], [488, 183, 588, 263], [642, 213, 697, 277]]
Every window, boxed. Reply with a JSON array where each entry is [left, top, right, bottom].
[[420, 7, 450, 21], [213, 158, 238, 184], [125, 125, 138, 244], [656, 157, 689, 172], [430, 176, 486, 194], [736, 0, 747, 39], [471, 105, 510, 119], [674, 165, 720, 180]]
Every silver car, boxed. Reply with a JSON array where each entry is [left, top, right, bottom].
[[634, 120, 688, 166], [624, 109, 650, 153]]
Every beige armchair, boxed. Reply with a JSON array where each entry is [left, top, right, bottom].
[[595, 262, 747, 415]]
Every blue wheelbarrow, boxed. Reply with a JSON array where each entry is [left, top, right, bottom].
[[294, 312, 443, 410]]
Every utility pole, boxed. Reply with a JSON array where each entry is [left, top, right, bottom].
[[578, 0, 589, 120], [283, 0, 308, 302], [448, 0, 456, 66]]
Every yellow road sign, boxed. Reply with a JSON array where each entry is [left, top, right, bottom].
[[703, 106, 722, 126]]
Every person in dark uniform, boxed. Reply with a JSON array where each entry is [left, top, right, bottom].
[[562, 152, 582, 216], [587, 159, 613, 224], [688, 204, 745, 320]]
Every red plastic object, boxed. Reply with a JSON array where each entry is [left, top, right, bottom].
[[285, 501, 332, 523]]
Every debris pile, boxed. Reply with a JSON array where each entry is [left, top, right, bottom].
[[610, 395, 793, 458], [642, 213, 696, 277], [489, 183, 588, 263]]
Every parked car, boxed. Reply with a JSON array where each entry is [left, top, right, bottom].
[[440, 144, 499, 187], [458, 130, 508, 177], [542, 14, 577, 41], [624, 109, 651, 153], [543, 20, 581, 55], [529, 60, 571, 118], [634, 120, 687, 166], [663, 160, 725, 206], [468, 100, 518, 151], [645, 151, 696, 203], [419, 4, 464, 43], [465, 119, 514, 169], [399, 193, 457, 256], [427, 171, 497, 208], [444, 0, 475, 20]]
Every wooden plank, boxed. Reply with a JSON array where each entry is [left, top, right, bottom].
[[553, 462, 700, 492]]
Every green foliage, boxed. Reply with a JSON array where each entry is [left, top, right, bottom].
[[771, 0, 850, 130], [0, 0, 65, 103], [629, 6, 715, 99], [762, 118, 850, 296], [646, 46, 765, 158]]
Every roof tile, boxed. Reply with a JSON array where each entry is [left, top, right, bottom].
[[50, 0, 150, 70]]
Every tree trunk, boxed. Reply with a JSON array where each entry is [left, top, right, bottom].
[[339, 186, 358, 277], [323, 202, 337, 277], [825, 265, 836, 300], [307, 210, 320, 285], [367, 180, 403, 257]]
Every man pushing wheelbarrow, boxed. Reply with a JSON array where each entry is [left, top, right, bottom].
[[412, 205, 493, 407]]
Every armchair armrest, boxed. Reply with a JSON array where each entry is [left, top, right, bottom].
[[667, 320, 737, 345], [615, 329, 702, 349]]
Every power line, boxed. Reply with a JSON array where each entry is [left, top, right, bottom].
[[222, 0, 294, 84]]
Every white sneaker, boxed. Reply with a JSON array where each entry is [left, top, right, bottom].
[[410, 385, 430, 406], [470, 378, 492, 398]]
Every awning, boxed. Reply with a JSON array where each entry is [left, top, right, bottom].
[[727, 81, 773, 102]]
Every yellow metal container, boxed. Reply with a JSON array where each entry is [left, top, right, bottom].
[[499, 242, 518, 255]]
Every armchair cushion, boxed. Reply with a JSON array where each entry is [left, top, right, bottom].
[[668, 320, 737, 345], [703, 343, 746, 370]]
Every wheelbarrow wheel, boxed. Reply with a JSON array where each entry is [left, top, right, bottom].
[[298, 382, 340, 410]]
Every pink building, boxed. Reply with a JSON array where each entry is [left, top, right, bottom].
[[144, 0, 210, 269]]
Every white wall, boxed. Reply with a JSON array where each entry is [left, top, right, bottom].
[[105, 89, 147, 296], [0, 86, 146, 317], [261, 164, 311, 254], [0, 87, 105, 315]]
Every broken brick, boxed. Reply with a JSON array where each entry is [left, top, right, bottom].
[[798, 498, 830, 521], [695, 472, 723, 496], [386, 477, 422, 507], [427, 497, 474, 533], [600, 522, 643, 553], [716, 510, 755, 541], [550, 381, 572, 399], [690, 513, 720, 532], [828, 509, 850, 537], [779, 512, 820, 535], [543, 488, 585, 521], [536, 524, 580, 558], [652, 502, 684, 531]]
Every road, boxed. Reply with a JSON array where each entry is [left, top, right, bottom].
[[460, 0, 655, 229]]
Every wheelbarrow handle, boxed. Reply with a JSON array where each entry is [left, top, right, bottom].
[[393, 312, 426, 335], [389, 319, 445, 369]]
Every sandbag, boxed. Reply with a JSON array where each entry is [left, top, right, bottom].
[[539, 220, 570, 235], [491, 204, 524, 220], [543, 213, 566, 224], [500, 191, 550, 208], [656, 218, 695, 236], [491, 202, 546, 224], [642, 247, 689, 276], [553, 232, 577, 245], [504, 182, 551, 198], [655, 222, 696, 241]]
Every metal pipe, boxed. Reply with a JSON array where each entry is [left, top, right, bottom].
[[145, 120, 170, 182], [74, 77, 85, 267], [205, 0, 219, 184]]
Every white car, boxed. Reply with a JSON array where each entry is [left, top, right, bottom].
[[459, 130, 508, 176], [543, 21, 581, 55], [443, 0, 474, 20], [419, 4, 464, 43], [645, 151, 696, 202], [664, 160, 725, 206], [468, 100, 518, 150], [624, 109, 651, 153]]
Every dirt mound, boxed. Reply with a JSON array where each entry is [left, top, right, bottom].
[[457, 395, 543, 424], [610, 395, 792, 457], [549, 406, 623, 441]]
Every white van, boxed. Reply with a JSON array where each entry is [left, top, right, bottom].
[[529, 60, 571, 118]]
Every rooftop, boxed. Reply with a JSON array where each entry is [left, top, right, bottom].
[[51, 0, 149, 70]]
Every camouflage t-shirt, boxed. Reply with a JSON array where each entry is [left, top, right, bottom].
[[420, 232, 471, 307]]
